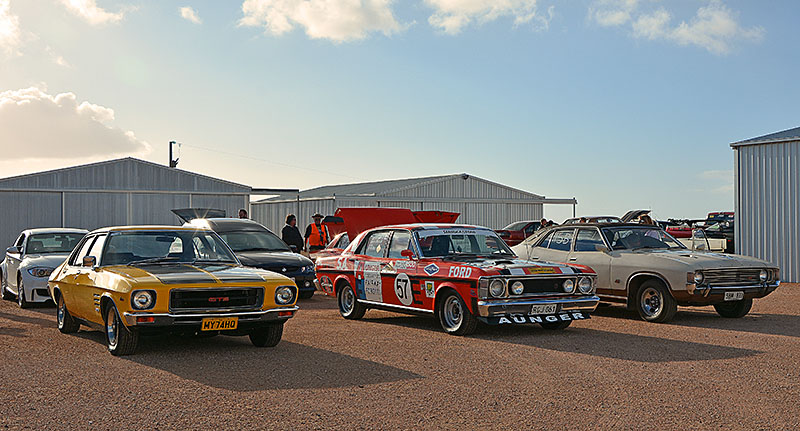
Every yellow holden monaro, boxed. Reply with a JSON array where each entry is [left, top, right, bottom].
[[48, 226, 298, 355]]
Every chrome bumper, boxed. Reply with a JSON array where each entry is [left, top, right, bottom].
[[476, 296, 599, 318], [689, 281, 780, 296], [122, 306, 299, 327]]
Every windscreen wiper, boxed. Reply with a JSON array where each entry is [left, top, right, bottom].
[[127, 257, 181, 265]]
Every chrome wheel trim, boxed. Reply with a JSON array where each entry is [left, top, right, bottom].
[[57, 298, 65, 328], [640, 287, 662, 317], [17, 280, 23, 307], [442, 296, 463, 330], [106, 307, 118, 349], [340, 286, 354, 314]]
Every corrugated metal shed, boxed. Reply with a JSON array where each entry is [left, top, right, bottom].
[[251, 173, 576, 235], [0, 158, 251, 247], [731, 127, 800, 282]]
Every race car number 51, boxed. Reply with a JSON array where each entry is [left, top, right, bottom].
[[531, 304, 558, 315]]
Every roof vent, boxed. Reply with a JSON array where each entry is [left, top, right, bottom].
[[461, 173, 470, 180]]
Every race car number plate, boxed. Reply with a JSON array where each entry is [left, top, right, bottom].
[[724, 291, 744, 301], [201, 317, 238, 331], [531, 304, 558, 315]]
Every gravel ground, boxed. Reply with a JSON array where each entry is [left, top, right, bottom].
[[1, 284, 799, 430]]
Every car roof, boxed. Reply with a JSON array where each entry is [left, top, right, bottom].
[[23, 228, 88, 235], [186, 218, 272, 232], [369, 223, 490, 231], [88, 225, 214, 234]]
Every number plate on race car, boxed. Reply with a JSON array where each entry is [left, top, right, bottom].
[[530, 304, 558, 315], [724, 291, 744, 301], [201, 317, 238, 331]]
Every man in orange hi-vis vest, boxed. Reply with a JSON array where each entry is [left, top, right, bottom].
[[304, 212, 330, 252]]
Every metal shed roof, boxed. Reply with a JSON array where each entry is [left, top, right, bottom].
[[730, 126, 800, 147], [0, 157, 251, 193]]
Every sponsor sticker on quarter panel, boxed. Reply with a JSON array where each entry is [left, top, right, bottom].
[[363, 261, 383, 302], [394, 273, 412, 306], [424, 281, 435, 298], [394, 260, 415, 271], [424, 263, 440, 276]]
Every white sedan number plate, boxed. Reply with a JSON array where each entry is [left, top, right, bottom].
[[724, 291, 744, 301], [530, 304, 558, 315]]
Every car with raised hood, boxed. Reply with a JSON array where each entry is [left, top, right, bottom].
[[512, 222, 780, 323], [315, 223, 599, 335], [173, 209, 317, 299], [2, 228, 88, 308], [48, 226, 298, 355]]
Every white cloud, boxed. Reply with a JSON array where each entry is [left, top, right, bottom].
[[0, 0, 21, 55], [591, 0, 763, 55], [59, 0, 124, 25], [180, 6, 202, 24], [699, 170, 733, 194], [425, 0, 551, 35], [0, 86, 150, 160], [239, 0, 403, 43]]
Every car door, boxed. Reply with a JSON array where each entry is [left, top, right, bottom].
[[383, 230, 427, 310], [531, 228, 575, 265], [72, 234, 107, 324], [5, 234, 25, 291], [353, 231, 391, 303], [58, 235, 97, 320], [567, 228, 612, 292]]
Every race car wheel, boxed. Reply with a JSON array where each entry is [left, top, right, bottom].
[[299, 290, 315, 300], [56, 294, 80, 334], [636, 280, 677, 323], [437, 291, 478, 336], [338, 282, 366, 320], [539, 320, 572, 330], [1, 272, 13, 301], [249, 323, 283, 347], [104, 303, 138, 356], [17, 277, 30, 309], [713, 298, 753, 318]]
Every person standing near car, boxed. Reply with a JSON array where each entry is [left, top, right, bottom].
[[305, 212, 330, 252], [282, 214, 304, 253]]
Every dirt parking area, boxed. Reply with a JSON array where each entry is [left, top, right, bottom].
[[1, 285, 799, 430]]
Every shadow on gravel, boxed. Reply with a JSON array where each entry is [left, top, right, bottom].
[[593, 305, 800, 338], [0, 310, 54, 329], [74, 330, 421, 391], [294, 294, 338, 310]]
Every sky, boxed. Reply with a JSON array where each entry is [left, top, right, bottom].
[[1, 0, 798, 223]]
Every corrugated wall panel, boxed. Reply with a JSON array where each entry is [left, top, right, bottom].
[[63, 192, 128, 231], [130, 193, 191, 226], [386, 176, 539, 200], [0, 192, 63, 248], [190, 194, 249, 221], [736, 140, 800, 282]]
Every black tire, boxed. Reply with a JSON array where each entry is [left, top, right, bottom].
[[56, 293, 80, 334], [539, 320, 572, 330], [249, 323, 283, 347], [337, 283, 366, 320], [437, 290, 478, 336], [17, 277, 30, 309], [1, 272, 13, 301], [104, 303, 138, 356], [299, 290, 315, 300], [713, 298, 753, 318], [635, 279, 677, 323]]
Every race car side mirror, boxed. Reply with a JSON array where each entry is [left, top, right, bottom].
[[595, 244, 610, 254], [82, 256, 97, 267], [401, 249, 415, 259]]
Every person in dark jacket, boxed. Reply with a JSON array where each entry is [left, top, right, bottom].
[[281, 214, 304, 253]]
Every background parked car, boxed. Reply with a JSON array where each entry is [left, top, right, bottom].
[[494, 220, 541, 246], [1, 228, 87, 308]]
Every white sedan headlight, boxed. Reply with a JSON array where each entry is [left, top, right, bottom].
[[693, 271, 704, 285], [27, 267, 54, 278], [489, 279, 506, 298], [577, 277, 593, 294]]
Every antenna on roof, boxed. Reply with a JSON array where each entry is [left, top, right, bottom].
[[169, 141, 180, 168]]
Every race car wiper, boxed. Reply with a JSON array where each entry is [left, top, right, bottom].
[[127, 257, 181, 265]]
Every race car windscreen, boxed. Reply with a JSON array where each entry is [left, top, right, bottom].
[[601, 226, 685, 251], [25, 233, 85, 254], [102, 230, 238, 265], [415, 228, 515, 258]]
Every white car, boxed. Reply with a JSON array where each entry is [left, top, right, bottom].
[[1, 228, 87, 308]]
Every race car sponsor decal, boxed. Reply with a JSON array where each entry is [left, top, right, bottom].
[[424, 263, 440, 276], [448, 266, 472, 278], [508, 266, 559, 275], [487, 312, 590, 325], [424, 280, 435, 298], [394, 260, 415, 271], [319, 275, 334, 294], [383, 262, 396, 273], [362, 261, 383, 302], [336, 257, 348, 270], [394, 273, 413, 306], [416, 228, 495, 238]]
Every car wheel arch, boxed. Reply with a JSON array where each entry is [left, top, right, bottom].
[[626, 272, 673, 309], [333, 275, 351, 297], [433, 284, 465, 315]]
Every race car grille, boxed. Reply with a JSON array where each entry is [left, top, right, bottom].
[[260, 265, 300, 274], [515, 278, 574, 295], [703, 269, 764, 286], [169, 288, 264, 312]]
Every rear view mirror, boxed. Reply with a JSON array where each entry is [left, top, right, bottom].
[[400, 249, 415, 258], [82, 256, 97, 267], [289, 245, 298, 252], [6, 246, 21, 255]]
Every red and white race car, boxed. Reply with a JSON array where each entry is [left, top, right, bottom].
[[315, 223, 599, 335]]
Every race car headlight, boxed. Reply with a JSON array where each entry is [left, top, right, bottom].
[[510, 281, 524, 295], [27, 267, 54, 278], [562, 279, 575, 294], [489, 279, 506, 298], [759, 269, 768, 282], [131, 290, 155, 310], [276, 286, 295, 304], [692, 271, 704, 285], [577, 277, 593, 294]]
